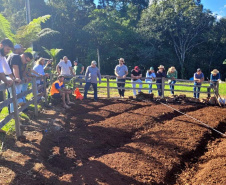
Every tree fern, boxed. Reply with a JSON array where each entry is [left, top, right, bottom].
[[42, 47, 63, 69], [0, 13, 15, 42], [15, 15, 51, 48]]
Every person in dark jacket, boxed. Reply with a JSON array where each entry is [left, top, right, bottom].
[[156, 65, 167, 97]]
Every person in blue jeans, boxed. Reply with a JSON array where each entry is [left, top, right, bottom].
[[167, 66, 177, 95], [156, 65, 167, 97], [145, 67, 156, 94], [115, 58, 128, 98], [84, 61, 101, 101], [207, 69, 221, 98], [193, 68, 204, 99]]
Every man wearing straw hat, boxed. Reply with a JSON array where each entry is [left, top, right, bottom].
[[115, 58, 128, 98], [156, 65, 167, 97], [193, 68, 204, 99], [167, 66, 177, 95], [207, 69, 221, 98]]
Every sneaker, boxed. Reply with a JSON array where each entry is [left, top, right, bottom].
[[67, 102, 75, 105], [63, 105, 71, 109]]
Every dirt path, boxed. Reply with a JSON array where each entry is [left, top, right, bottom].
[[0, 99, 225, 185]]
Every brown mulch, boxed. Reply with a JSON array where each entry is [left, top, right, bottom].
[[0, 99, 226, 185]]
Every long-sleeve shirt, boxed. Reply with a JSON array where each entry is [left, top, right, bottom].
[[156, 70, 167, 83], [145, 71, 156, 83], [167, 71, 177, 79], [210, 73, 220, 82], [85, 66, 101, 83]]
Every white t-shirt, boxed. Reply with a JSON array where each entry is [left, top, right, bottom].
[[58, 60, 72, 75], [0, 54, 12, 75]]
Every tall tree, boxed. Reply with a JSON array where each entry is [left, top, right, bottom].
[[139, 0, 214, 78]]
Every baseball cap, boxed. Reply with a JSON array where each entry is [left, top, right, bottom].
[[150, 67, 154, 70], [91, 61, 97, 65], [134, 66, 139, 71], [14, 44, 22, 49], [197, 68, 201, 72]]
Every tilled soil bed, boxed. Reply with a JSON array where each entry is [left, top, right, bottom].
[[0, 99, 226, 185]]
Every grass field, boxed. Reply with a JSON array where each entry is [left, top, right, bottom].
[[96, 78, 226, 98], [0, 92, 41, 135]]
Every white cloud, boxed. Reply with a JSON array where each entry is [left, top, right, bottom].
[[217, 15, 223, 20], [224, 5, 226, 8]]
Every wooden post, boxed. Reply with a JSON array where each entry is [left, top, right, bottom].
[[216, 82, 219, 96], [50, 73, 53, 85], [32, 77, 38, 117], [43, 76, 48, 105], [161, 77, 165, 98], [97, 48, 101, 72], [107, 76, 110, 98], [11, 82, 21, 138]]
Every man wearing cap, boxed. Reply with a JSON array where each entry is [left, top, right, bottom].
[[13, 44, 24, 55], [57, 56, 75, 79], [193, 68, 204, 99], [207, 69, 221, 98], [74, 60, 84, 85], [156, 65, 167, 97], [131, 66, 142, 96], [115, 58, 128, 98], [145, 67, 156, 94], [84, 61, 101, 101], [50, 75, 74, 109]]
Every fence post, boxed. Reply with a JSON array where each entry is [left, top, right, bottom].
[[11, 82, 21, 138], [43, 76, 48, 105], [32, 77, 38, 117], [50, 73, 53, 85], [161, 77, 165, 98], [107, 76, 110, 98], [216, 82, 219, 97]]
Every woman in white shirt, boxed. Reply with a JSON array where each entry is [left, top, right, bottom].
[[145, 67, 156, 94]]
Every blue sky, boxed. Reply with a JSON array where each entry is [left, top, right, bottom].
[[202, 0, 226, 19], [94, 0, 226, 19]]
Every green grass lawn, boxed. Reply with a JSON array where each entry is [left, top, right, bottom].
[[96, 79, 226, 98], [0, 90, 42, 135]]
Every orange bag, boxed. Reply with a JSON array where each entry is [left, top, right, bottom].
[[74, 88, 83, 100]]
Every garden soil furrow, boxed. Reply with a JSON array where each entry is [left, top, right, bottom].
[[0, 99, 225, 185]]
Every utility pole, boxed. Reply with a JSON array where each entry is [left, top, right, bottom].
[[25, 0, 31, 24]]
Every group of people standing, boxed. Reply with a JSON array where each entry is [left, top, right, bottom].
[[115, 58, 178, 97], [114, 58, 221, 99], [0, 37, 222, 111]]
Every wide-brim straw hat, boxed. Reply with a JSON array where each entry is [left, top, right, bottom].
[[211, 69, 219, 75], [158, 65, 165, 69]]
